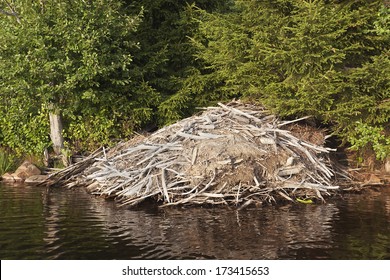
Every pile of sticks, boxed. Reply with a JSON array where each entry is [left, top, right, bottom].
[[42, 101, 347, 208]]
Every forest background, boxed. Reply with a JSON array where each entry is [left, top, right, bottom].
[[0, 0, 389, 172]]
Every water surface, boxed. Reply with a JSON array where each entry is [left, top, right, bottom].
[[1, 183, 389, 259]]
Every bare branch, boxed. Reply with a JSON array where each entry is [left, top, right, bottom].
[[0, 0, 21, 23], [0, 9, 15, 16]]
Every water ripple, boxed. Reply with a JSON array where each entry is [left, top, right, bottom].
[[1, 184, 390, 259]]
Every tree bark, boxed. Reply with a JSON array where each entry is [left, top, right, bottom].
[[49, 110, 64, 156], [385, 157, 390, 174]]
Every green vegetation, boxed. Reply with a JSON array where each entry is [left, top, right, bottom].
[[184, 0, 389, 160], [0, 0, 147, 154], [0, 149, 15, 176], [0, 0, 389, 161]]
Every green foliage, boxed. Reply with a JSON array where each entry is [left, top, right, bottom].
[[0, 0, 388, 160], [0, 148, 16, 176], [126, 0, 233, 124], [0, 0, 233, 154], [0, 102, 50, 155], [349, 122, 390, 160], [186, 0, 390, 158], [332, 51, 390, 159], [0, 0, 154, 154], [374, 3, 390, 36]]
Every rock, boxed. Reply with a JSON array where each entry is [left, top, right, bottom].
[[13, 160, 41, 180], [1, 172, 16, 182], [1, 173, 24, 183], [25, 175, 49, 185], [1, 161, 42, 183]]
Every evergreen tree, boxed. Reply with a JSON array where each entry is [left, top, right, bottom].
[[187, 0, 390, 159], [126, 0, 233, 124]]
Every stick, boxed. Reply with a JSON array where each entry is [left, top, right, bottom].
[[161, 168, 170, 203]]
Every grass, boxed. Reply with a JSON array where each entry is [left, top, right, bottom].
[[0, 149, 15, 176]]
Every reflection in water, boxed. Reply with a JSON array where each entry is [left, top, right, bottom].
[[0, 183, 389, 259]]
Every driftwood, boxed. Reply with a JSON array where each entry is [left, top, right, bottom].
[[40, 101, 349, 208]]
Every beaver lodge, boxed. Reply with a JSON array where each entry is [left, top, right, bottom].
[[41, 101, 350, 208]]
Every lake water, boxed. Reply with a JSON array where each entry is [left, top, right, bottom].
[[0, 183, 389, 259]]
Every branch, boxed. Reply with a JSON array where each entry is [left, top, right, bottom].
[[0, 0, 21, 23], [0, 9, 15, 16]]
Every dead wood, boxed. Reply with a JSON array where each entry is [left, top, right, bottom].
[[40, 101, 349, 207]]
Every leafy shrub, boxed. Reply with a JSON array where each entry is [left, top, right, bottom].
[[0, 0, 150, 154]]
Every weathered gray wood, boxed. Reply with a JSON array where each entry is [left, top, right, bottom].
[[39, 101, 346, 208], [49, 111, 64, 155], [278, 166, 303, 177]]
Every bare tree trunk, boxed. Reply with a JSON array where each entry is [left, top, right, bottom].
[[49, 109, 64, 156], [49, 109, 71, 167]]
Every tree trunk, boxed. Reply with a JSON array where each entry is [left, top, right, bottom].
[[49, 110, 64, 156], [385, 157, 390, 174]]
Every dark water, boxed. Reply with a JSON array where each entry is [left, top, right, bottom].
[[1, 183, 389, 260]]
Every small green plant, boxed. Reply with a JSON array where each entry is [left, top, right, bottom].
[[0, 149, 15, 176], [348, 122, 390, 160]]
